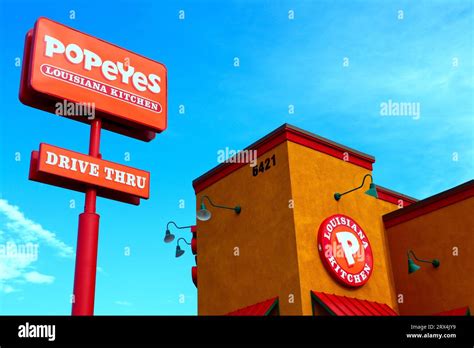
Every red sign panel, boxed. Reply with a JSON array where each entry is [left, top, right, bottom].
[[20, 17, 167, 141], [29, 143, 150, 204], [317, 214, 374, 287]]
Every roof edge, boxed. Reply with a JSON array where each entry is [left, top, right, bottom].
[[376, 185, 418, 206], [193, 123, 375, 193], [383, 180, 474, 229]]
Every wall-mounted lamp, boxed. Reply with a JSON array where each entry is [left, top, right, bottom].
[[334, 174, 378, 201], [164, 221, 194, 243], [175, 238, 191, 258], [197, 195, 241, 221], [407, 250, 440, 274]]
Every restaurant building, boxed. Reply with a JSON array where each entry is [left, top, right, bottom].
[[189, 124, 473, 316]]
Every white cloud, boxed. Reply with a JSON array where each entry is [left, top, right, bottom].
[[0, 284, 15, 293], [24, 271, 55, 284], [0, 199, 73, 258], [0, 199, 74, 292]]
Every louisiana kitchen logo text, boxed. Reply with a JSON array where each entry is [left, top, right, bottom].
[[20, 17, 167, 138], [317, 214, 374, 287], [40, 63, 162, 113]]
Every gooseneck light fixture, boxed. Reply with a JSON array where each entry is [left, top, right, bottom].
[[407, 250, 440, 274], [197, 195, 241, 221], [175, 238, 191, 258], [334, 174, 378, 201], [164, 221, 194, 243]]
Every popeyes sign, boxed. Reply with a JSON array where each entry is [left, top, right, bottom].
[[317, 214, 374, 287], [20, 17, 167, 141], [19, 17, 166, 315]]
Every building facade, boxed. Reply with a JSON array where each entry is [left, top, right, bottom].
[[190, 124, 473, 316]]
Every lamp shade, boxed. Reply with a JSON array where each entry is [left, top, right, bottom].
[[407, 250, 440, 274], [164, 230, 175, 243], [196, 202, 211, 221], [365, 183, 378, 199], [175, 245, 185, 258], [408, 258, 421, 274]]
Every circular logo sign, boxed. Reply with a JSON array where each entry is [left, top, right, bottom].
[[317, 214, 373, 287]]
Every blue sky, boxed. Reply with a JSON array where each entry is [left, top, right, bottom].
[[0, 0, 472, 315]]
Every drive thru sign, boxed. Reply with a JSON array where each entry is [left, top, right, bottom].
[[30, 143, 150, 202], [20, 17, 167, 315]]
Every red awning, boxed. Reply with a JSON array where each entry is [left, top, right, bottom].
[[433, 306, 470, 316], [227, 297, 279, 316], [311, 291, 398, 316]]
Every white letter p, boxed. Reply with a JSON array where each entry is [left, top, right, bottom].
[[336, 232, 359, 266], [44, 35, 65, 57]]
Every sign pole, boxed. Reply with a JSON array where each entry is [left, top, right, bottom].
[[21, 17, 165, 314], [72, 118, 102, 316]]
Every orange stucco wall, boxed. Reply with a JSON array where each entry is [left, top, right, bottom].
[[385, 197, 474, 315], [195, 138, 406, 315], [286, 142, 400, 315], [195, 142, 304, 315]]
